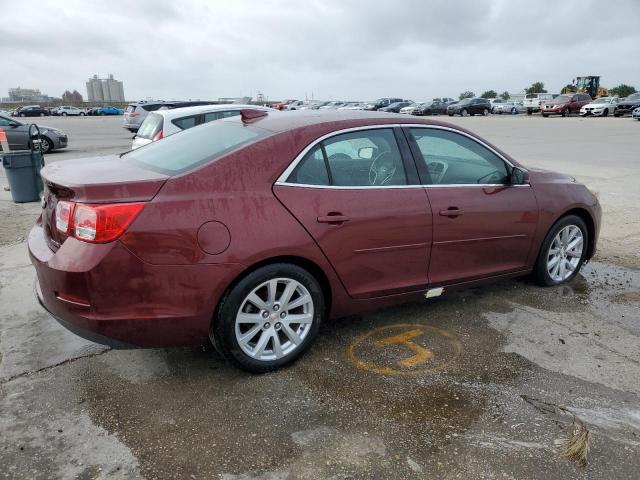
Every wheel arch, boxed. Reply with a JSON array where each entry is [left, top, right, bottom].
[[213, 255, 333, 325], [551, 207, 596, 261]]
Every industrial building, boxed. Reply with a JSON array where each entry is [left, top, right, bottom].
[[85, 74, 125, 103]]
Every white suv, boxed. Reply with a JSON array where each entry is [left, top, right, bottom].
[[131, 104, 278, 149], [54, 106, 86, 116]]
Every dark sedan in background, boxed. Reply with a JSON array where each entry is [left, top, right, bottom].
[[379, 101, 414, 113], [614, 93, 640, 117], [447, 98, 491, 116], [0, 113, 68, 153], [13, 105, 49, 117], [30, 110, 600, 372], [414, 100, 450, 116]]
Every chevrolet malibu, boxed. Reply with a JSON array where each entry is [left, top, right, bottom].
[[29, 110, 601, 372]]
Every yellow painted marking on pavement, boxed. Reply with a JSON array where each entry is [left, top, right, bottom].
[[374, 328, 434, 367]]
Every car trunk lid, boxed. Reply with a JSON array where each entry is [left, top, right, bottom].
[[40, 155, 169, 250]]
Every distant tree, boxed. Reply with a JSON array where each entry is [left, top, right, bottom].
[[61, 90, 73, 102], [480, 90, 498, 99], [71, 90, 83, 103], [609, 84, 637, 98], [561, 84, 577, 94], [500, 91, 510, 100], [459, 91, 475, 100], [525, 82, 547, 94]]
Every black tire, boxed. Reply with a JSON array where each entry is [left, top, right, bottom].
[[40, 136, 54, 154], [527, 109, 533, 115], [19, 113, 25, 117], [602, 109, 608, 117], [461, 109, 468, 117], [533, 214, 589, 286], [448, 113, 454, 117], [80, 112, 85, 116], [62, 112, 67, 116], [542, 114, 549, 117], [562, 109, 570, 117], [614, 113, 622, 117], [212, 263, 324, 373], [483, 108, 489, 116]]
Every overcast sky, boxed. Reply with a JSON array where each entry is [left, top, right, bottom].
[[2, 0, 639, 102]]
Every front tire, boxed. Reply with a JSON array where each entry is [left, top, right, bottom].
[[40, 136, 54, 154], [461, 109, 469, 117], [562, 109, 571, 117], [212, 263, 324, 372], [533, 215, 588, 286], [482, 108, 489, 116], [602, 109, 609, 117]]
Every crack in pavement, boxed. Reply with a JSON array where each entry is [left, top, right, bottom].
[[0, 347, 111, 385]]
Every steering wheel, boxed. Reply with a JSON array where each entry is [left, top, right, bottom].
[[368, 151, 396, 186]]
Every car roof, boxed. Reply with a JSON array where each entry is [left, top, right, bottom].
[[220, 109, 475, 134], [152, 104, 277, 119]]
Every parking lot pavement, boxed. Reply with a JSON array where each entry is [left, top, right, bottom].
[[1, 115, 639, 479]]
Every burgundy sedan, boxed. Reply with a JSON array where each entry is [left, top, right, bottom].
[[29, 110, 601, 372]]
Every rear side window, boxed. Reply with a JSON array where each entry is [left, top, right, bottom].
[[136, 113, 164, 139], [124, 120, 270, 174], [203, 110, 242, 123], [126, 105, 136, 113], [289, 146, 329, 186], [172, 115, 199, 130], [287, 128, 407, 187]]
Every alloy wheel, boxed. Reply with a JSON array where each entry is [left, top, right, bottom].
[[546, 225, 583, 282], [234, 278, 314, 361]]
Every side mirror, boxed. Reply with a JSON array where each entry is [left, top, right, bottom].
[[358, 147, 374, 159], [511, 167, 530, 185]]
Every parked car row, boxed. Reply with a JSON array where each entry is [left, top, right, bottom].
[[122, 100, 217, 131]]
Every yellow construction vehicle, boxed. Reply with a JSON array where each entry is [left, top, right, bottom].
[[571, 76, 608, 98]]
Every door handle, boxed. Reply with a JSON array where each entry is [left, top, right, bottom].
[[439, 207, 464, 217], [317, 213, 350, 224]]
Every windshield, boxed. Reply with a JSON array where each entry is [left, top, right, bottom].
[[627, 93, 640, 101], [123, 119, 270, 174], [554, 95, 570, 103], [592, 97, 612, 104], [458, 99, 472, 105]]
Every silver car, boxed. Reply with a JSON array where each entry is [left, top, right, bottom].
[[0, 113, 68, 153], [123, 101, 215, 132]]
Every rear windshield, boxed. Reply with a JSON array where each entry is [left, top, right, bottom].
[[136, 113, 164, 139], [123, 120, 270, 174], [126, 105, 136, 113]]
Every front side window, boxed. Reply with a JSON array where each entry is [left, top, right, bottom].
[[287, 128, 407, 187], [410, 128, 509, 185]]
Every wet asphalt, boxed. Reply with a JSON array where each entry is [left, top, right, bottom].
[[1, 116, 639, 479]]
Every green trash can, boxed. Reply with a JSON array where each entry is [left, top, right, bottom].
[[1, 124, 45, 203]]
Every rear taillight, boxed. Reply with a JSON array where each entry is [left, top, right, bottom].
[[54, 201, 144, 243], [128, 112, 139, 117], [73, 203, 145, 243], [55, 201, 75, 234], [152, 129, 163, 141]]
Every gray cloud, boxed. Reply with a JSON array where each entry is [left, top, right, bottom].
[[1, 0, 638, 102]]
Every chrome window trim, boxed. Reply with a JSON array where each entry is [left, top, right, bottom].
[[275, 123, 527, 189]]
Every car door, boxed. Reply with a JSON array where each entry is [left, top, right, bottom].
[[405, 126, 539, 286], [273, 126, 433, 298], [0, 116, 29, 150]]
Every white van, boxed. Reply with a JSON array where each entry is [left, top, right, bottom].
[[523, 93, 557, 114]]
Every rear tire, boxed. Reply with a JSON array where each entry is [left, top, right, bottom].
[[542, 114, 549, 117], [533, 215, 588, 286], [562, 109, 570, 117], [212, 263, 324, 373], [62, 112, 67, 116]]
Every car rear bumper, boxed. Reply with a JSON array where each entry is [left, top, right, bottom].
[[28, 223, 243, 348]]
